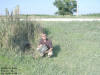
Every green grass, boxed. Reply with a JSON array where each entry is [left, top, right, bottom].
[[1, 14, 100, 19], [19, 14, 100, 18], [83, 13, 100, 16], [0, 21, 100, 75]]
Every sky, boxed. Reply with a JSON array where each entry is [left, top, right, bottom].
[[0, 0, 100, 15]]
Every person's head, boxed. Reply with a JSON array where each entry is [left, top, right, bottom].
[[41, 33, 47, 40]]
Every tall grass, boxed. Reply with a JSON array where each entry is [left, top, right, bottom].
[[0, 15, 43, 57]]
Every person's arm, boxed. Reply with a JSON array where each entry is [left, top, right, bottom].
[[49, 48, 53, 52], [37, 39, 43, 48], [48, 40, 53, 52], [38, 44, 42, 48], [44, 48, 53, 53]]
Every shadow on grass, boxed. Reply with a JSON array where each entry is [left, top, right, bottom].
[[52, 45, 61, 57]]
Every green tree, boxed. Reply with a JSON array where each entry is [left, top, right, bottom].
[[54, 0, 77, 15]]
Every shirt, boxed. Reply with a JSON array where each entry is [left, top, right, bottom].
[[39, 38, 53, 49]]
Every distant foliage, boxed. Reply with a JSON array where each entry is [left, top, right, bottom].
[[54, 0, 77, 15]]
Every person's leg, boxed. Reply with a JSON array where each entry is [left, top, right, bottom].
[[48, 51, 53, 57]]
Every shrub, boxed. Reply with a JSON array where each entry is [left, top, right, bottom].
[[0, 16, 43, 56]]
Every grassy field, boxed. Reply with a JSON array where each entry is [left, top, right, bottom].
[[20, 15, 100, 19], [1, 14, 100, 19], [0, 21, 100, 75], [21, 13, 100, 18]]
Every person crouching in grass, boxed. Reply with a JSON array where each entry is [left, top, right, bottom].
[[37, 33, 53, 57]]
